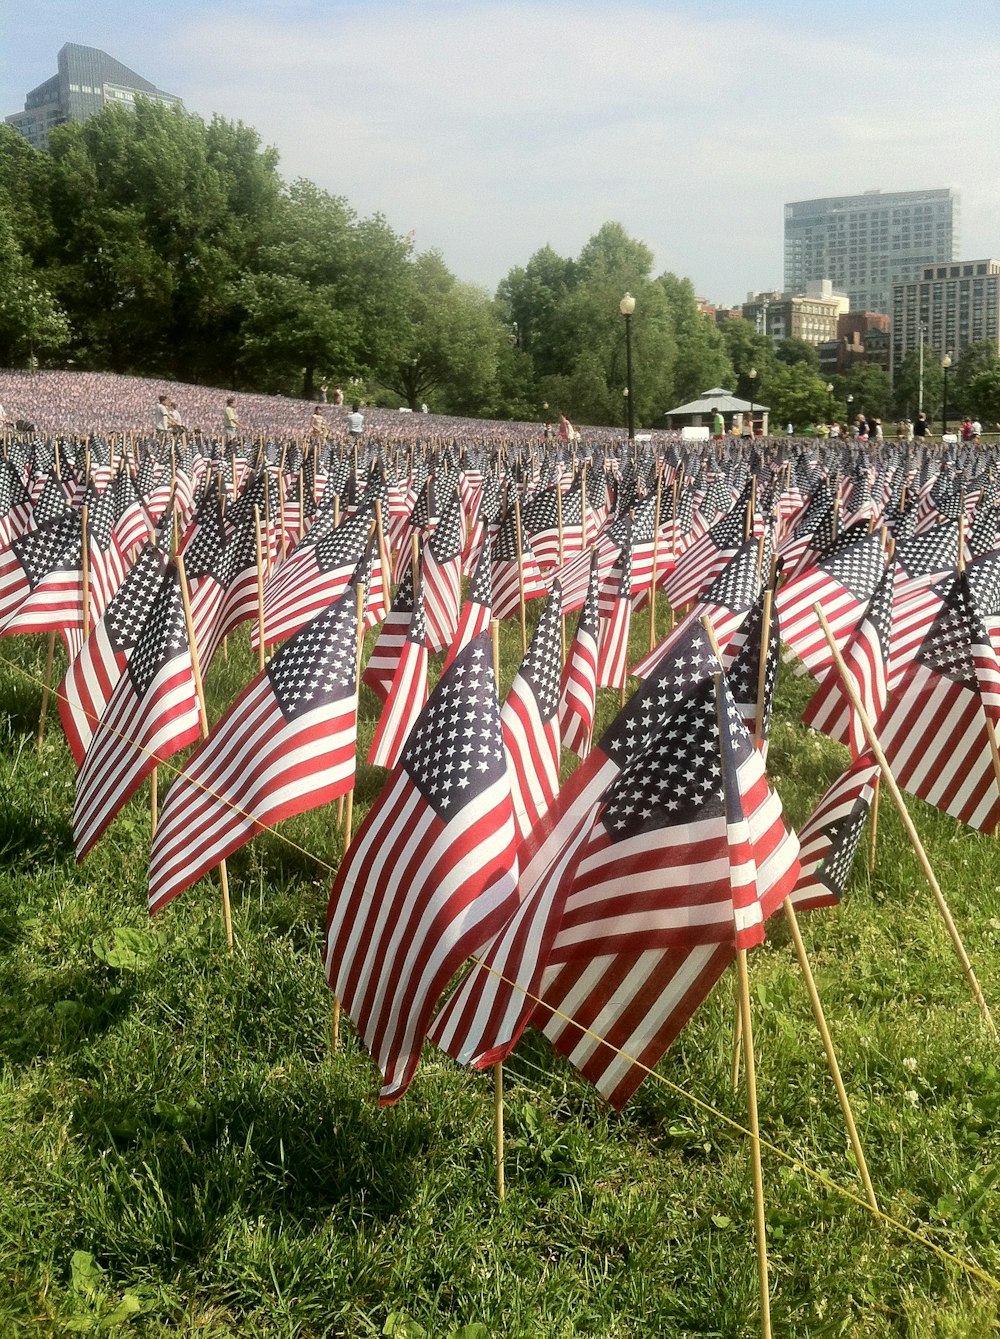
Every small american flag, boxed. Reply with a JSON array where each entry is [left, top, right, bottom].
[[324, 633, 520, 1103]]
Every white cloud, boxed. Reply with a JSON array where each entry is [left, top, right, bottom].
[[161, 1, 1000, 302]]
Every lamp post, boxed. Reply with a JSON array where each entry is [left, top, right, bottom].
[[620, 292, 636, 441], [747, 366, 757, 436], [941, 354, 952, 438], [623, 387, 629, 434], [846, 393, 853, 434], [826, 382, 834, 425]]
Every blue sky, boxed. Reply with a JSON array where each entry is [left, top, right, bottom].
[[4, 1, 1000, 304]]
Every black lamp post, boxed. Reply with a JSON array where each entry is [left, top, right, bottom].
[[826, 382, 834, 424], [747, 366, 757, 436], [620, 292, 636, 441], [941, 354, 952, 438]]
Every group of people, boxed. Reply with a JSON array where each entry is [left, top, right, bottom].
[[309, 401, 365, 442]]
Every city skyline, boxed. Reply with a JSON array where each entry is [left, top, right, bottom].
[[4, 1, 1000, 306]]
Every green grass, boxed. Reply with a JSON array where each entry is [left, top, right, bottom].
[[1, 605, 999, 1337]]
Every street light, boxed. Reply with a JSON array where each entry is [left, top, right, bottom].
[[747, 366, 757, 436], [941, 354, 952, 438], [620, 292, 636, 441], [826, 382, 834, 423]]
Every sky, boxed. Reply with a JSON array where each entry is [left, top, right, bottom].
[[4, 0, 1000, 305]]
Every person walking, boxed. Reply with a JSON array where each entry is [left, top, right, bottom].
[[223, 396, 241, 442]]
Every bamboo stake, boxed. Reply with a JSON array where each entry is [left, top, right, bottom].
[[648, 471, 663, 652], [736, 946, 772, 1339], [37, 631, 56, 750], [781, 896, 879, 1210], [254, 506, 266, 672], [332, 582, 368, 1054], [81, 503, 91, 643], [150, 766, 158, 838], [514, 496, 527, 655], [177, 554, 233, 950], [815, 603, 998, 1040], [490, 617, 505, 1200], [867, 775, 880, 871]]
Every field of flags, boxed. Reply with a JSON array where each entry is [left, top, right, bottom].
[[3, 407, 1000, 1332]]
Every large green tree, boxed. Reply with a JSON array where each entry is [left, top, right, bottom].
[[656, 273, 734, 405], [44, 99, 280, 379]]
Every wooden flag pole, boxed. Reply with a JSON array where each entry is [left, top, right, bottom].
[[178, 554, 234, 951], [514, 496, 528, 655], [254, 506, 266, 673], [150, 766, 158, 839], [37, 632, 57, 751], [490, 617, 505, 1201], [957, 519, 1000, 837], [713, 671, 770, 1338], [332, 581, 367, 1053], [80, 503, 91, 644], [815, 603, 998, 1041], [648, 471, 663, 652], [867, 775, 881, 871], [781, 895, 879, 1211], [736, 945, 772, 1339]]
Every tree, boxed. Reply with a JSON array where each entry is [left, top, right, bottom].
[[953, 341, 1000, 417], [372, 252, 507, 414], [891, 344, 942, 421], [963, 367, 1000, 429], [776, 336, 820, 370], [0, 212, 70, 366], [757, 362, 832, 430], [719, 321, 776, 401], [44, 99, 281, 380], [832, 364, 892, 422], [656, 273, 734, 405]]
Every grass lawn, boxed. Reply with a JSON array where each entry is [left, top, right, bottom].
[[1, 604, 999, 1337]]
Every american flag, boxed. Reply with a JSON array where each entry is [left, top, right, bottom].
[[531, 670, 799, 1108], [722, 582, 780, 754], [491, 506, 549, 620], [58, 543, 169, 766], [664, 495, 748, 610], [363, 561, 415, 704], [0, 508, 83, 651], [324, 633, 520, 1103], [521, 484, 585, 569], [877, 571, 1000, 832], [443, 533, 493, 673], [255, 504, 373, 649], [422, 487, 464, 653], [433, 662, 799, 1102], [802, 558, 895, 756], [775, 532, 887, 677], [72, 564, 202, 860], [367, 572, 428, 770], [148, 581, 360, 915], [0, 458, 34, 548], [502, 580, 564, 844], [431, 622, 721, 1071], [559, 552, 601, 758], [596, 532, 632, 689], [789, 755, 879, 912]]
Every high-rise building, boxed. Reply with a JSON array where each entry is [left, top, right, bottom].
[[891, 260, 1000, 378], [784, 189, 959, 315], [5, 43, 181, 150], [742, 280, 848, 346]]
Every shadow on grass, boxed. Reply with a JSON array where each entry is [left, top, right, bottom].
[[0, 794, 76, 871], [0, 960, 137, 1065], [67, 1073, 431, 1265]]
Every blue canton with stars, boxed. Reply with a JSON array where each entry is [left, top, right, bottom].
[[106, 545, 169, 654], [917, 573, 990, 689], [127, 570, 189, 699], [518, 582, 563, 721], [600, 622, 716, 770], [401, 635, 506, 820], [13, 510, 81, 590], [266, 588, 358, 721]]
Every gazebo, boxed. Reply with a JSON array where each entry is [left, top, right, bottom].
[[662, 386, 769, 437]]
